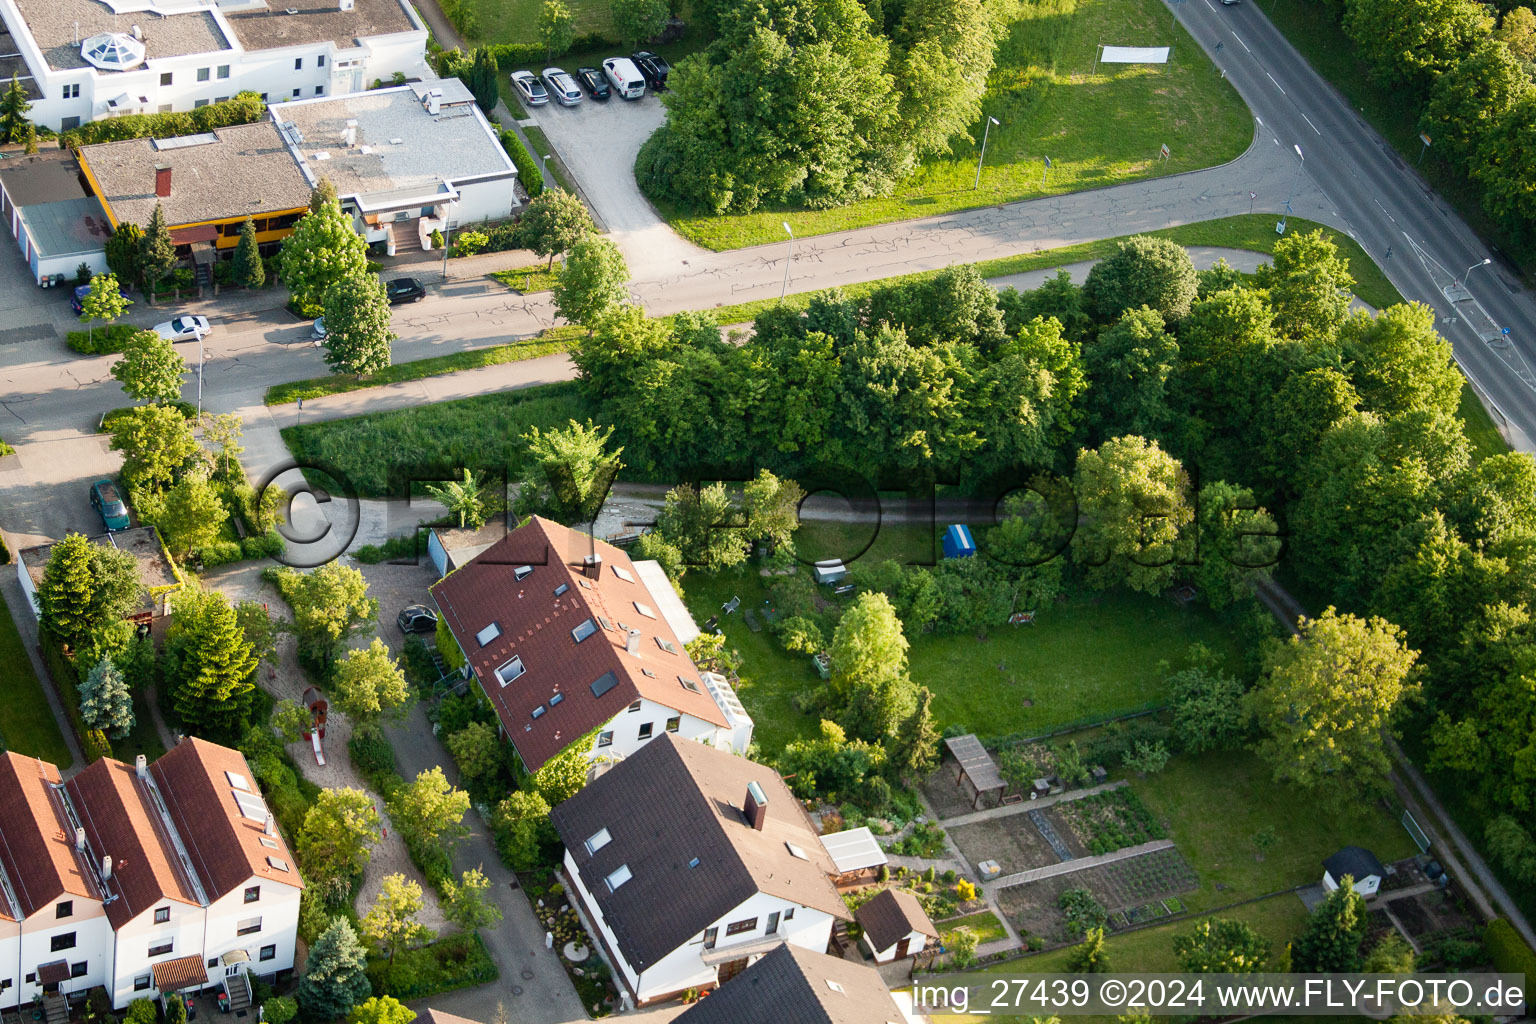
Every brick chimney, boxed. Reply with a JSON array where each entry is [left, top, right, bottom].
[[154, 163, 171, 198], [744, 780, 768, 831]]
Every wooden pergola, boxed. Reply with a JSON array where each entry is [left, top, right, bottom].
[[945, 734, 1006, 809]]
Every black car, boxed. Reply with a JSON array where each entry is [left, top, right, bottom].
[[576, 66, 611, 101], [630, 51, 670, 91], [397, 604, 439, 634], [70, 282, 133, 316], [385, 277, 426, 304]]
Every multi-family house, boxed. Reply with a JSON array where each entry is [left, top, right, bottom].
[[430, 516, 753, 775], [549, 733, 852, 1007]]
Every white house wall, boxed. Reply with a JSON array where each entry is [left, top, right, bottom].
[[586, 698, 726, 763], [446, 175, 516, 227], [0, 922, 19, 1010], [202, 877, 301, 981], [108, 900, 204, 1009], [17, 901, 113, 1008]]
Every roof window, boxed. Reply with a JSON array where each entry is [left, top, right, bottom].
[[612, 565, 635, 583], [554, 583, 569, 597], [531, 706, 546, 719], [633, 602, 657, 619], [514, 565, 534, 580], [226, 771, 251, 792], [605, 864, 632, 892], [476, 622, 502, 647], [679, 676, 702, 693], [549, 693, 565, 706], [590, 671, 619, 698], [267, 857, 290, 873], [571, 619, 597, 643], [585, 828, 611, 854], [495, 656, 525, 686], [786, 843, 809, 860], [655, 637, 678, 655]]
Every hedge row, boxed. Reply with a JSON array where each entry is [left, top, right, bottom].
[[68, 323, 141, 355], [500, 131, 543, 198], [364, 932, 498, 1001], [199, 530, 287, 567], [431, 33, 620, 78], [60, 93, 265, 148], [1484, 918, 1536, 979]]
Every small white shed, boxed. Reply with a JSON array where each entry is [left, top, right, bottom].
[[1322, 846, 1385, 897], [855, 888, 938, 963]]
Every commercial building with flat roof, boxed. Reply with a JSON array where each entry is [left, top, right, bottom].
[[0, 150, 110, 283]]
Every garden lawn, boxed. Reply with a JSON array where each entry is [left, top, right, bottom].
[[1131, 749, 1418, 911], [938, 909, 1009, 945], [488, 260, 561, 295], [0, 603, 72, 765], [659, 0, 1251, 250], [463, 0, 615, 45]]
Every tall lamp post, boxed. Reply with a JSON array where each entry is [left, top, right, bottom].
[[1279, 144, 1303, 233], [780, 222, 794, 300], [194, 331, 204, 418], [439, 200, 460, 281], [1457, 257, 1492, 289], [540, 154, 554, 189], [975, 115, 1000, 190]]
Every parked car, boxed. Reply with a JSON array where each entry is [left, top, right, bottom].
[[397, 604, 439, 634], [510, 70, 549, 106], [602, 57, 647, 100], [630, 51, 671, 90], [385, 277, 426, 304], [70, 282, 132, 316], [576, 66, 611, 101], [153, 314, 211, 342], [542, 67, 583, 106], [90, 479, 130, 531]]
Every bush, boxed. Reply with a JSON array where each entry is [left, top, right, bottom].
[[200, 540, 246, 567], [82, 728, 112, 762], [347, 723, 400, 796], [61, 93, 265, 147], [1059, 888, 1108, 936], [1485, 918, 1536, 978], [67, 323, 140, 354], [451, 230, 489, 257], [501, 131, 543, 197], [364, 932, 498, 1001], [351, 533, 423, 564], [242, 531, 286, 560]]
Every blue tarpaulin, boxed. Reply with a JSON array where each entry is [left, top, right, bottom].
[[942, 524, 976, 559]]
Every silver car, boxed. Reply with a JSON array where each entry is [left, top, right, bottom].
[[510, 70, 549, 106], [542, 67, 583, 107]]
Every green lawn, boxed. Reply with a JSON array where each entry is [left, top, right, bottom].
[[0, 602, 72, 766], [1458, 381, 1510, 460], [660, 0, 1252, 250], [938, 909, 1010, 945], [464, 0, 616, 45], [488, 260, 561, 295]]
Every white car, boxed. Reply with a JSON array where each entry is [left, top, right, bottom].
[[510, 70, 549, 107], [542, 67, 582, 107], [153, 315, 211, 342]]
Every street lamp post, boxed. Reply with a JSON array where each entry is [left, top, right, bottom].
[[974, 116, 1000, 190], [540, 154, 554, 189], [1457, 257, 1492, 289], [780, 222, 794, 300], [440, 201, 460, 281], [1279, 144, 1303, 233]]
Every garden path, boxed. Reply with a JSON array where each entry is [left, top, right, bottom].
[[987, 839, 1176, 892], [935, 780, 1126, 828]]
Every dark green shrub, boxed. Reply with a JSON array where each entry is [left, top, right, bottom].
[[68, 323, 140, 354], [61, 93, 264, 147], [200, 540, 246, 567], [1485, 919, 1536, 978], [501, 131, 543, 197]]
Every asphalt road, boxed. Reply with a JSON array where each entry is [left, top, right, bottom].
[[1177, 0, 1536, 448]]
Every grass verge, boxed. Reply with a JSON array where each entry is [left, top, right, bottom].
[[659, 0, 1251, 250], [0, 603, 72, 765], [488, 260, 561, 294], [1458, 381, 1511, 460]]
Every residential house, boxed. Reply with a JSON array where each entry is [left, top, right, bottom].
[[672, 943, 909, 1024], [429, 516, 752, 774], [0, 0, 427, 131], [0, 738, 302, 1011], [549, 733, 851, 1007], [269, 79, 517, 256], [854, 889, 936, 963], [18, 527, 184, 634], [1322, 846, 1385, 897]]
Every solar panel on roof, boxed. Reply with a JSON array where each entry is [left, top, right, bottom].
[[233, 790, 268, 822], [226, 771, 251, 792]]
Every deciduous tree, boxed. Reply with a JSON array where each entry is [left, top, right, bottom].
[[347, 996, 414, 1024], [611, 0, 668, 48], [158, 470, 229, 557], [322, 272, 394, 375], [299, 788, 382, 901], [1081, 305, 1178, 441], [446, 721, 501, 783], [829, 591, 915, 741], [552, 235, 629, 330], [540, 1, 577, 64], [1081, 236, 1199, 323], [331, 638, 411, 726], [273, 563, 378, 673], [425, 468, 493, 529], [656, 480, 748, 570], [1344, 0, 1493, 93], [107, 404, 202, 494], [1340, 303, 1462, 418], [79, 272, 129, 346], [491, 790, 554, 871], [388, 767, 470, 852], [361, 874, 432, 966], [442, 867, 503, 931], [515, 419, 623, 523], [279, 187, 369, 316], [1071, 435, 1193, 594]]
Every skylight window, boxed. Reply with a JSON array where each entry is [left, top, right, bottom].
[[612, 565, 635, 583], [531, 706, 546, 719], [826, 980, 845, 994], [679, 676, 702, 693], [476, 622, 502, 647], [596, 615, 612, 630], [605, 864, 632, 892], [585, 828, 611, 854], [786, 843, 809, 860], [571, 619, 597, 643], [258, 837, 278, 850], [514, 565, 534, 580], [554, 583, 569, 597], [641, 668, 656, 678], [590, 671, 619, 698], [577, 578, 592, 589], [549, 693, 565, 706], [633, 602, 657, 619], [495, 656, 525, 687], [226, 771, 251, 792], [233, 790, 269, 822], [655, 637, 678, 655], [688, 857, 700, 868]]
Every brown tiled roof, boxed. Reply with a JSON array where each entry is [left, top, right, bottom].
[[430, 516, 728, 772], [36, 961, 71, 986], [550, 734, 848, 973], [854, 888, 937, 952], [675, 943, 904, 1024], [65, 758, 200, 928], [0, 752, 99, 920], [152, 737, 303, 899], [151, 955, 208, 993], [421, 1011, 483, 1024]]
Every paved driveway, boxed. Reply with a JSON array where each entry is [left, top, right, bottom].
[[522, 91, 704, 269]]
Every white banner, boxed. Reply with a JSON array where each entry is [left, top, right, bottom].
[[1100, 45, 1171, 63]]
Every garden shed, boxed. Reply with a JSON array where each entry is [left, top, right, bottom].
[[942, 524, 977, 559], [812, 560, 849, 585], [1322, 846, 1385, 896], [855, 888, 938, 962]]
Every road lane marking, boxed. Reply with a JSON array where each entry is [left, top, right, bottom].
[[1372, 197, 1397, 224], [1266, 71, 1286, 95], [1204, 0, 1216, 9], [1301, 113, 1321, 135], [1232, 31, 1251, 52]]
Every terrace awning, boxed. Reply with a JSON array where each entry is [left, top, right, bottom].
[[819, 827, 888, 874], [151, 955, 208, 993]]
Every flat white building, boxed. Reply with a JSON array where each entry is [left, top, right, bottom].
[[550, 734, 851, 1007], [0, 0, 428, 131], [430, 516, 752, 776], [269, 79, 517, 254], [0, 738, 303, 1012]]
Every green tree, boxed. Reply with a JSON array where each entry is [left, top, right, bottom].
[[271, 698, 313, 743], [299, 788, 382, 901], [539, 0, 577, 62], [387, 767, 470, 851], [107, 404, 202, 494], [1256, 228, 1355, 346], [531, 729, 598, 804], [425, 469, 492, 529], [491, 790, 554, 870], [1485, 815, 1536, 885], [79, 657, 135, 739], [891, 686, 940, 777], [104, 222, 144, 288], [1474, 91, 1536, 230], [828, 591, 915, 741], [322, 272, 394, 375], [1291, 877, 1368, 972], [260, 997, 297, 1024], [1071, 435, 1193, 594], [1423, 40, 1530, 169], [442, 866, 503, 932], [1341, 303, 1464, 418], [1081, 305, 1178, 441], [741, 469, 804, 551], [0, 73, 30, 143], [295, 918, 372, 1020], [139, 204, 177, 301], [331, 638, 411, 726], [232, 217, 266, 289], [1167, 653, 1248, 753], [1364, 933, 1417, 973], [274, 563, 378, 673], [515, 419, 623, 523], [200, 412, 245, 477], [111, 329, 186, 405], [1082, 235, 1199, 322], [165, 588, 259, 737], [158, 471, 229, 557], [467, 47, 499, 113], [279, 187, 369, 316], [1249, 607, 1419, 802], [347, 996, 415, 1024], [889, 0, 1002, 162], [1189, 479, 1281, 608], [37, 535, 143, 653], [1496, 5, 1536, 61], [361, 874, 432, 966], [446, 721, 501, 783], [1344, 0, 1493, 93], [656, 480, 749, 570], [79, 272, 129, 347], [1065, 927, 1110, 972], [943, 926, 979, 968], [1174, 918, 1270, 972], [612, 0, 668, 48], [552, 235, 629, 330], [310, 178, 339, 213]]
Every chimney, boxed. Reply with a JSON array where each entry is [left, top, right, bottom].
[[134, 753, 147, 779], [584, 553, 602, 579], [625, 628, 641, 655], [74, 828, 86, 851], [100, 854, 112, 881], [342, 119, 357, 147], [744, 780, 768, 831], [426, 89, 441, 115], [154, 163, 171, 198], [264, 814, 277, 838]]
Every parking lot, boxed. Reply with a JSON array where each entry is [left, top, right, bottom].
[[517, 78, 704, 268]]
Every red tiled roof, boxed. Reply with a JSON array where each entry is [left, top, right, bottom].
[[0, 752, 99, 920], [152, 737, 303, 899], [65, 758, 200, 929], [151, 955, 208, 993], [430, 516, 728, 772]]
